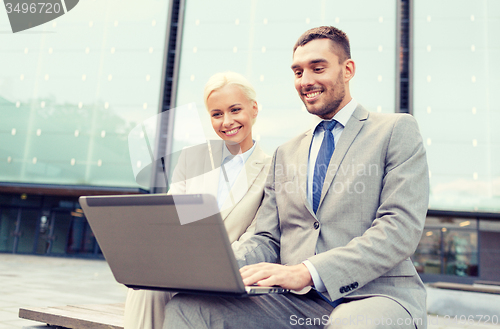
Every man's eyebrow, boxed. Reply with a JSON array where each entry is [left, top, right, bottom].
[[291, 59, 328, 70], [310, 58, 328, 65]]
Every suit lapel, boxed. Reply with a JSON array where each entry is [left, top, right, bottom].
[[205, 140, 223, 198], [298, 131, 316, 218], [319, 105, 369, 208], [220, 143, 266, 220]]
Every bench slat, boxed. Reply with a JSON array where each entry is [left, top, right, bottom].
[[19, 303, 125, 329], [429, 282, 500, 295], [68, 303, 125, 314]]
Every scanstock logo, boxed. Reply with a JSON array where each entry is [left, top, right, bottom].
[[3, 0, 79, 33]]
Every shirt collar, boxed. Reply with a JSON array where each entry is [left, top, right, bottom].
[[221, 140, 256, 164], [310, 98, 358, 135]]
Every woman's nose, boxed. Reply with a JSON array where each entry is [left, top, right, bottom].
[[223, 114, 234, 127]]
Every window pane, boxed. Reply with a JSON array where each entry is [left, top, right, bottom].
[[67, 216, 91, 254], [479, 227, 500, 281], [173, 0, 397, 158], [479, 219, 500, 232], [0, 0, 170, 188], [35, 215, 51, 255], [413, 216, 480, 277], [16, 209, 39, 253], [412, 228, 441, 274], [443, 230, 478, 277], [413, 0, 500, 212], [36, 212, 72, 255], [82, 221, 98, 254], [50, 212, 73, 255], [0, 208, 18, 252]]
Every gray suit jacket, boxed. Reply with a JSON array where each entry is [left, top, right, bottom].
[[234, 105, 429, 326]]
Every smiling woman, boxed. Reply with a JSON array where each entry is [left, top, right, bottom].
[[123, 71, 271, 329], [205, 72, 259, 154]]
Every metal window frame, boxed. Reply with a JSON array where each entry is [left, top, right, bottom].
[[395, 0, 413, 114], [149, 0, 187, 194]]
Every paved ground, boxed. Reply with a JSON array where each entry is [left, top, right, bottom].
[[0, 253, 499, 329], [0, 253, 127, 328]]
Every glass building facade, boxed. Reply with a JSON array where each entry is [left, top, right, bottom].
[[173, 0, 397, 156], [0, 0, 498, 281], [413, 0, 500, 213], [0, 0, 170, 187], [0, 0, 170, 255]]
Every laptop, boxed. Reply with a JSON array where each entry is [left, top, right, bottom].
[[79, 193, 289, 297]]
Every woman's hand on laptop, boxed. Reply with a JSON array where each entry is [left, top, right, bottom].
[[240, 263, 313, 290]]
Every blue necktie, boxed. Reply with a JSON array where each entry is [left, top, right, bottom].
[[312, 120, 337, 214]]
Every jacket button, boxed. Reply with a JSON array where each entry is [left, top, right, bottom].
[[353, 282, 359, 289], [313, 222, 320, 229], [339, 287, 345, 293]]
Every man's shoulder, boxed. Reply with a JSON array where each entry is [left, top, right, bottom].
[[276, 129, 310, 153], [361, 110, 423, 149], [361, 109, 418, 130], [363, 108, 413, 121], [250, 142, 272, 165]]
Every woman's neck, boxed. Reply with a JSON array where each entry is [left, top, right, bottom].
[[225, 139, 253, 155]]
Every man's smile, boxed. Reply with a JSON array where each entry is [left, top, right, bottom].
[[303, 89, 323, 102]]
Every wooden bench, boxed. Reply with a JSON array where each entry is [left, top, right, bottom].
[[19, 303, 124, 329], [428, 281, 500, 295], [474, 280, 500, 287], [20, 281, 500, 328]]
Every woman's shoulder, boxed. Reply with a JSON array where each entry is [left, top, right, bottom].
[[252, 142, 272, 163], [179, 140, 223, 156]]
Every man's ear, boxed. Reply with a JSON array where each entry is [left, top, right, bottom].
[[344, 59, 356, 82]]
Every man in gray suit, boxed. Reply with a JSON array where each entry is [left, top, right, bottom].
[[164, 26, 429, 329]]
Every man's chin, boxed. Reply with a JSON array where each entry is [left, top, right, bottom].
[[305, 105, 329, 117], [304, 102, 341, 119]]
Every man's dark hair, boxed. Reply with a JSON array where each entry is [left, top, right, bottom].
[[293, 26, 351, 63]]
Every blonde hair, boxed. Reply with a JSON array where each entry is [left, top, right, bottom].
[[203, 72, 257, 111]]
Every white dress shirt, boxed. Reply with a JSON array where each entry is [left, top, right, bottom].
[[217, 141, 256, 210], [303, 99, 358, 292]]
